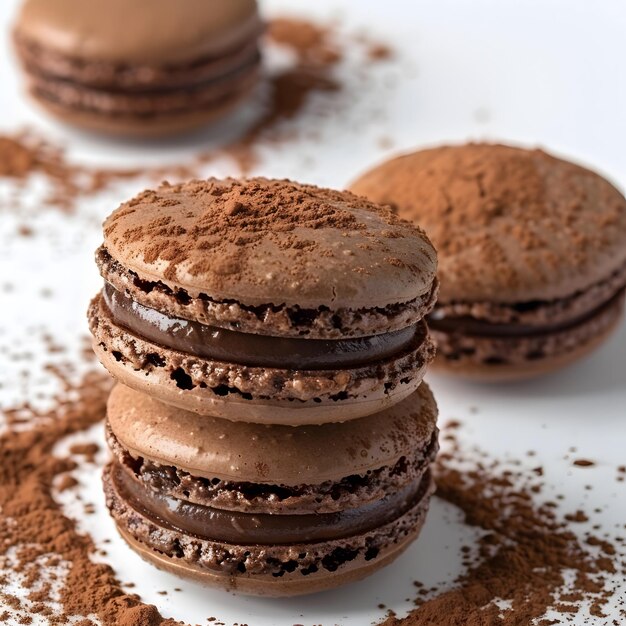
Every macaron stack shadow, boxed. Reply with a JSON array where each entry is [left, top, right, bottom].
[[350, 143, 626, 381], [88, 177, 440, 595], [13, 0, 262, 137]]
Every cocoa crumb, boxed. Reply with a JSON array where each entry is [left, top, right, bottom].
[[565, 510, 589, 523], [573, 459, 596, 467], [368, 42, 393, 61], [56, 475, 79, 492], [69, 442, 100, 463]]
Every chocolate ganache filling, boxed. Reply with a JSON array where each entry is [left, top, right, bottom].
[[102, 283, 425, 369], [429, 288, 626, 338], [111, 462, 430, 544]]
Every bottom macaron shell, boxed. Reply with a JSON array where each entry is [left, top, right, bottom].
[[103, 465, 434, 597], [97, 342, 425, 424], [432, 291, 624, 381], [27, 72, 258, 138], [89, 296, 434, 425], [115, 522, 425, 597]]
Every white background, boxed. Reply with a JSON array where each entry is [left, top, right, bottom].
[[0, 1, 625, 624]]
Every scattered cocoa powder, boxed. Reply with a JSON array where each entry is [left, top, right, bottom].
[[380, 427, 622, 626], [0, 18, 393, 212], [565, 510, 590, 523], [56, 475, 79, 493], [367, 43, 394, 61], [0, 371, 181, 625], [0, 130, 147, 213], [216, 17, 344, 172], [267, 18, 342, 67]]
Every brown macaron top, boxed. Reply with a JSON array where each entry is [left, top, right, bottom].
[[350, 143, 626, 303], [107, 383, 438, 486], [102, 178, 437, 311], [15, 0, 260, 65]]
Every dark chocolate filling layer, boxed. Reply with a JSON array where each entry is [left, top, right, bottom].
[[103, 283, 425, 369], [15, 31, 262, 91], [111, 462, 428, 544], [429, 288, 625, 338]]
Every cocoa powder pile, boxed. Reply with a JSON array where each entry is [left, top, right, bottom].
[[0, 371, 183, 626], [380, 422, 624, 626], [0, 18, 390, 213]]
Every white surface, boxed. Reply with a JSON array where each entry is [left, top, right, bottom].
[[1, 1, 625, 625]]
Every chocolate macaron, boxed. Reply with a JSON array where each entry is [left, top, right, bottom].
[[13, 0, 262, 136], [103, 382, 438, 596], [350, 143, 626, 380], [88, 178, 437, 424]]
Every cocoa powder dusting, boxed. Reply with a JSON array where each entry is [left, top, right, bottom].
[[215, 17, 343, 172], [350, 143, 626, 302], [104, 177, 417, 286], [0, 130, 150, 213]]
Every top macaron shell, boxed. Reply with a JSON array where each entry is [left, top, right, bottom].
[[350, 143, 626, 303], [15, 0, 260, 64], [107, 382, 438, 486], [102, 178, 437, 312]]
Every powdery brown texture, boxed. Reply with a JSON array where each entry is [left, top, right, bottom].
[[380, 424, 622, 626], [107, 177, 369, 282], [124, 177, 365, 274], [350, 143, 626, 303], [0, 130, 183, 214], [102, 177, 436, 310], [0, 371, 179, 626], [268, 18, 341, 66], [220, 17, 343, 172]]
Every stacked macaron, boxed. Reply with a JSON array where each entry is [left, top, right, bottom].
[[351, 143, 626, 380], [13, 0, 262, 136], [88, 178, 440, 595]]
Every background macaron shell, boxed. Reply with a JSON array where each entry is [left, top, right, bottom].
[[102, 178, 438, 310], [350, 143, 626, 304], [106, 383, 438, 486], [27, 86, 258, 138], [14, 0, 261, 65]]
